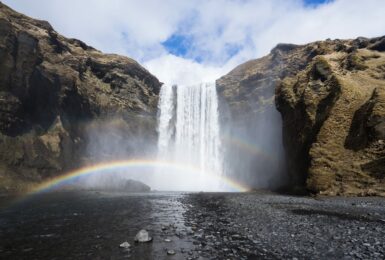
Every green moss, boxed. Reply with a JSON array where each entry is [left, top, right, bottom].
[[346, 53, 368, 71], [309, 57, 332, 81]]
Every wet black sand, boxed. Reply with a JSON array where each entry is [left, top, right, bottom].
[[0, 191, 384, 259]]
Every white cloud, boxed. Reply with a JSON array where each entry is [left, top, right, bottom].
[[144, 54, 228, 86], [3, 0, 385, 85]]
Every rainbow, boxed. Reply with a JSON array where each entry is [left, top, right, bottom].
[[27, 159, 250, 195], [221, 135, 277, 163]]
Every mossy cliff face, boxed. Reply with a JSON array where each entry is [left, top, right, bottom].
[[277, 39, 385, 196], [218, 37, 385, 196], [0, 3, 161, 191]]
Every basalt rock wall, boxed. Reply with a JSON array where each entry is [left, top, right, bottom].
[[0, 2, 161, 191], [218, 37, 385, 196]]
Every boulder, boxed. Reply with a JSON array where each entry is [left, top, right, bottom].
[[123, 179, 151, 192]]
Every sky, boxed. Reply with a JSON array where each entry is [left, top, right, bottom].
[[3, 0, 385, 85]]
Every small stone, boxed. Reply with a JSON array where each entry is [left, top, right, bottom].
[[39, 234, 54, 238], [164, 238, 172, 242], [134, 229, 153, 243], [119, 242, 131, 248], [231, 234, 241, 240], [167, 249, 176, 255]]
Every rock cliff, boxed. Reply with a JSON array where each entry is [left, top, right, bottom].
[[1, 2, 384, 196], [218, 37, 385, 196], [0, 3, 161, 192]]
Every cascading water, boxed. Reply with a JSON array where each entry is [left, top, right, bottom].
[[157, 82, 224, 191]]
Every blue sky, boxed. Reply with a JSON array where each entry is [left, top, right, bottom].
[[162, 34, 192, 58], [161, 0, 331, 62], [4, 0, 385, 85], [304, 0, 331, 7]]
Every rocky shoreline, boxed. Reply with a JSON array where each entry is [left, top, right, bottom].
[[181, 192, 385, 259], [1, 191, 384, 259]]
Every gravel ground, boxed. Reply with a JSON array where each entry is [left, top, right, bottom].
[[0, 191, 384, 259], [181, 192, 385, 259]]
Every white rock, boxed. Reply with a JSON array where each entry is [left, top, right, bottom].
[[119, 241, 131, 248], [167, 250, 176, 255], [134, 229, 152, 242]]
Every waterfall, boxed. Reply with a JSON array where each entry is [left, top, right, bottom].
[[157, 82, 223, 191]]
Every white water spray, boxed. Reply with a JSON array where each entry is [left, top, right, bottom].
[[157, 82, 224, 191]]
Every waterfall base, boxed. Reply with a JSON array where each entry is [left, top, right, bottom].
[[157, 82, 225, 191]]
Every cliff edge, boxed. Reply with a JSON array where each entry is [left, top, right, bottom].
[[0, 2, 161, 192], [218, 37, 385, 196]]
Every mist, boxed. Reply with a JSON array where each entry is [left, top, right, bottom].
[[220, 104, 287, 190], [66, 82, 286, 192], [59, 78, 288, 192], [218, 75, 288, 191], [73, 115, 158, 191]]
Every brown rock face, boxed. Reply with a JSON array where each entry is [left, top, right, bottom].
[[218, 37, 385, 196], [0, 3, 161, 191], [276, 39, 385, 196], [216, 42, 322, 190]]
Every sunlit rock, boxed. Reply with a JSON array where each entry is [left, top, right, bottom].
[[219, 36, 385, 196], [119, 242, 131, 248], [134, 229, 152, 243]]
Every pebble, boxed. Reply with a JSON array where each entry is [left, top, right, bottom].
[[167, 250, 176, 255], [134, 229, 152, 243], [180, 193, 385, 260], [119, 242, 131, 248]]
